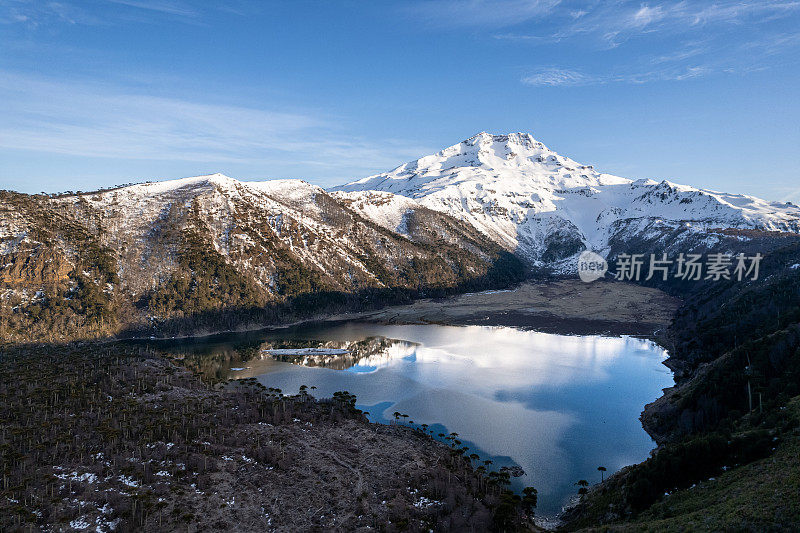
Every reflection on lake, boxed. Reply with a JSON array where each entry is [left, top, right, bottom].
[[140, 321, 672, 516], [260, 337, 419, 371]]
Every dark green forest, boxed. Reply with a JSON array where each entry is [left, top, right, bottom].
[[562, 237, 800, 530]]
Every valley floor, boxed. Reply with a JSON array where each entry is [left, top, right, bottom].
[[334, 280, 680, 337]]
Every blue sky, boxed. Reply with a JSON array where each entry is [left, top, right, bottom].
[[1, 1, 799, 201]]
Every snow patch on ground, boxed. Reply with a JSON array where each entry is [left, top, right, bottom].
[[54, 472, 98, 484], [331, 190, 420, 237]]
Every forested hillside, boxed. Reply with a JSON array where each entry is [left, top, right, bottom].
[[562, 236, 800, 530], [0, 176, 525, 343]]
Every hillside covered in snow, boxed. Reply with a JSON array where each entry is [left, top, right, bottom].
[[0, 174, 523, 341]]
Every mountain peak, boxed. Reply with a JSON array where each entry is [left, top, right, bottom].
[[438, 131, 555, 167], [462, 131, 541, 150], [335, 131, 603, 196], [333, 132, 800, 264]]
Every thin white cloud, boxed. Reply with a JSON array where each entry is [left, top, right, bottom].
[[521, 68, 594, 86], [688, 1, 800, 25], [105, 0, 198, 18], [0, 0, 100, 26], [741, 31, 800, 55], [498, 1, 800, 48], [493, 32, 546, 42], [509, 1, 800, 87], [621, 65, 712, 83], [521, 64, 719, 87], [630, 4, 665, 29], [403, 0, 561, 29], [0, 0, 251, 27], [651, 42, 709, 64], [0, 72, 427, 175]]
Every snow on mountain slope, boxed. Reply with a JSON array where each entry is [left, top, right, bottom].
[[2, 176, 528, 341], [333, 132, 800, 265], [65, 174, 352, 293], [43, 173, 519, 298], [330, 190, 420, 237]]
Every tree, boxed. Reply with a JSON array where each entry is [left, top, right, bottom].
[[522, 486, 538, 515], [597, 466, 607, 482], [575, 479, 589, 499]]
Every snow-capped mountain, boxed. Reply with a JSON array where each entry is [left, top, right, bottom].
[[334, 132, 800, 266], [4, 134, 800, 342]]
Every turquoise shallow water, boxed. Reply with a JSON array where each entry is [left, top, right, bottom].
[[143, 321, 672, 516]]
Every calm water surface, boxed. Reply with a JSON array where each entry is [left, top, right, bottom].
[[144, 321, 672, 516]]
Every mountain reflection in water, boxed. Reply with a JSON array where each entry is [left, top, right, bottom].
[[260, 337, 419, 371], [135, 321, 671, 517]]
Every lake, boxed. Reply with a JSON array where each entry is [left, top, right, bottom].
[[145, 321, 672, 517]]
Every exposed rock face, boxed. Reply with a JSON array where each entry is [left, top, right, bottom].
[[0, 247, 72, 287]]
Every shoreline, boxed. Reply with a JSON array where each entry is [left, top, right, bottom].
[[129, 279, 682, 474], [122, 278, 680, 344], [145, 280, 680, 526], [2, 279, 684, 530]]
